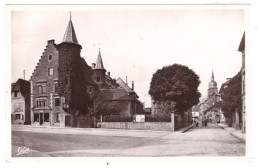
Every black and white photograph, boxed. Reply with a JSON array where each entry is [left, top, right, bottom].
[[5, 4, 252, 162]]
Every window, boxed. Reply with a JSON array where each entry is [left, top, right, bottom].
[[55, 98, 60, 106], [36, 99, 46, 107], [14, 91, 17, 97], [37, 84, 46, 93], [54, 113, 60, 123], [54, 82, 58, 92], [89, 86, 92, 94], [16, 114, 20, 120], [97, 77, 101, 82], [48, 55, 52, 60], [48, 68, 53, 76]]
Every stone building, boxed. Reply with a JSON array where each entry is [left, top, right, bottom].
[[201, 72, 223, 123], [11, 79, 31, 125], [238, 32, 245, 133], [30, 15, 143, 127]]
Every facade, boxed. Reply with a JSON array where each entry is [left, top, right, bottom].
[[11, 79, 31, 125], [30, 16, 142, 127], [201, 72, 223, 123], [238, 32, 245, 133]]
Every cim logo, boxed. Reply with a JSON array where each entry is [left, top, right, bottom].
[[17, 146, 30, 155]]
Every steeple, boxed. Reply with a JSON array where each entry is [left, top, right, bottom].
[[62, 12, 79, 44], [211, 71, 214, 81], [95, 48, 105, 70]]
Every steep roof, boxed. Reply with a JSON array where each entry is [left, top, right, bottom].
[[11, 78, 30, 98], [203, 101, 222, 113], [238, 32, 245, 52], [79, 58, 97, 85], [96, 89, 132, 101], [192, 105, 200, 112], [116, 77, 135, 93], [62, 18, 78, 44], [95, 50, 105, 70]]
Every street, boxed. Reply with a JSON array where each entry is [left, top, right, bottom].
[[11, 123, 245, 157]]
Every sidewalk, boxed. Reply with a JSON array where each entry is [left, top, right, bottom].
[[215, 123, 245, 142]]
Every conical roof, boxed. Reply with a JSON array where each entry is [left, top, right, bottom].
[[62, 17, 78, 44], [95, 49, 105, 70]]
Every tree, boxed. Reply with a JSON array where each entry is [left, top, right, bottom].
[[89, 97, 121, 121], [221, 72, 242, 126], [149, 64, 201, 115]]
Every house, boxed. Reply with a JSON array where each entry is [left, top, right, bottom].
[[30, 15, 143, 127], [238, 32, 245, 133], [11, 79, 31, 125], [95, 88, 143, 118]]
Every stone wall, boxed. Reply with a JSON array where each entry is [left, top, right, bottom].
[[97, 122, 175, 131], [97, 113, 179, 131]]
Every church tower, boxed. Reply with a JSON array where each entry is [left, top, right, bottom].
[[92, 48, 106, 89], [207, 71, 218, 99]]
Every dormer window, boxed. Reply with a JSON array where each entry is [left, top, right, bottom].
[[48, 55, 52, 60]]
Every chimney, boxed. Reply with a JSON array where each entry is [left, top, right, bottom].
[[92, 63, 96, 69], [107, 72, 110, 78], [126, 76, 128, 85], [23, 70, 25, 80], [132, 81, 134, 90]]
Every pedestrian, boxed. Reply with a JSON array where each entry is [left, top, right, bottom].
[[196, 120, 199, 127]]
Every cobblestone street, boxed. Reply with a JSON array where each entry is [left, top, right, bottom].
[[11, 123, 245, 157]]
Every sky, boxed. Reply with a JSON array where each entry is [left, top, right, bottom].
[[11, 5, 247, 107]]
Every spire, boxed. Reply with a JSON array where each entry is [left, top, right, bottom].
[[62, 12, 78, 44], [211, 70, 214, 80], [95, 48, 105, 70]]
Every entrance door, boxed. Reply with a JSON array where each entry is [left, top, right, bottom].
[[40, 113, 43, 125], [65, 116, 71, 127]]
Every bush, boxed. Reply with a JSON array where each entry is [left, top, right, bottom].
[[145, 114, 171, 122], [104, 115, 133, 122], [77, 115, 94, 128]]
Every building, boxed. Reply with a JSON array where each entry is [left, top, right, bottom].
[[30, 15, 143, 127], [191, 105, 200, 123], [11, 79, 31, 125], [238, 32, 245, 133], [201, 72, 222, 123]]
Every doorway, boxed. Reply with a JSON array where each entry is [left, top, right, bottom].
[[65, 116, 71, 127]]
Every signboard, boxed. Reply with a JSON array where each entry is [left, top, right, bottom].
[[134, 114, 145, 122]]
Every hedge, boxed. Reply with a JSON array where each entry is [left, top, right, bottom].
[[145, 114, 171, 122], [104, 116, 133, 122]]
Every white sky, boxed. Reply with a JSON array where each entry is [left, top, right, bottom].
[[11, 6, 247, 107]]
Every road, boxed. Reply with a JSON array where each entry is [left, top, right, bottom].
[[11, 123, 245, 157]]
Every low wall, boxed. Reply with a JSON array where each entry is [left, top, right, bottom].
[[97, 122, 174, 131]]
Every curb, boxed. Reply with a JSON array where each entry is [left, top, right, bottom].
[[215, 124, 245, 142], [181, 123, 196, 133]]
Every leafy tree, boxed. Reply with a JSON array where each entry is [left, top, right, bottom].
[[221, 72, 242, 126], [89, 97, 121, 121], [149, 64, 201, 115], [58, 44, 90, 127]]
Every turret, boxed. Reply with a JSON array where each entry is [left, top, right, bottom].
[[92, 48, 106, 89]]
